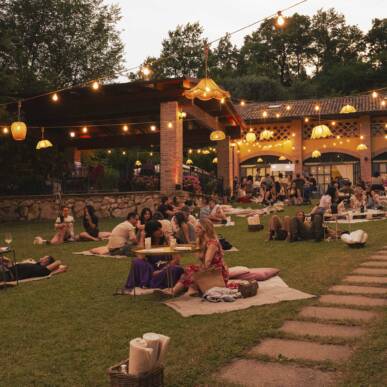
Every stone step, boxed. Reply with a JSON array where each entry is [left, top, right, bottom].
[[216, 359, 336, 387], [344, 275, 387, 284], [298, 306, 378, 322], [353, 267, 387, 275], [368, 255, 387, 261], [319, 294, 387, 307], [280, 321, 365, 339], [249, 338, 353, 363], [329, 285, 387, 295], [360, 261, 387, 267]]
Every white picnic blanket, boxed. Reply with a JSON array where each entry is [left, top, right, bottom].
[[164, 276, 314, 317], [73, 250, 129, 259]]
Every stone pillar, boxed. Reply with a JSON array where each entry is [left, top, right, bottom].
[[216, 137, 233, 192], [292, 119, 303, 175], [160, 101, 183, 194], [358, 115, 372, 183]]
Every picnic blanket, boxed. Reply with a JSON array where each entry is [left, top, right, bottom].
[[73, 250, 129, 259], [164, 276, 314, 317], [325, 218, 386, 224]]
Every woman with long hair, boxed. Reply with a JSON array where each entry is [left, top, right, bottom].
[[166, 218, 229, 296], [174, 212, 196, 244], [123, 220, 184, 290], [78, 205, 111, 241]]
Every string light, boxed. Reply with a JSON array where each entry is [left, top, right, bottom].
[[262, 111, 268, 118], [92, 81, 100, 90], [314, 104, 320, 112], [107, 149, 112, 154], [188, 149, 193, 154], [220, 97, 225, 104], [292, 132, 296, 137], [150, 125, 157, 132], [276, 11, 285, 27], [70, 131, 75, 138], [336, 135, 341, 139], [382, 100, 386, 107], [372, 91, 378, 98], [141, 66, 152, 79], [150, 152, 153, 156], [167, 122, 173, 128], [304, 117, 309, 123], [82, 126, 88, 133], [286, 105, 291, 111], [178, 111, 187, 119], [3, 127, 9, 134], [276, 113, 280, 118], [240, 100, 246, 107], [360, 135, 364, 140], [122, 151, 127, 155], [122, 125, 129, 132], [51, 93, 59, 102], [331, 121, 336, 126]]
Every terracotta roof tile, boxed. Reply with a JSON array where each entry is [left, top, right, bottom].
[[237, 94, 386, 122]]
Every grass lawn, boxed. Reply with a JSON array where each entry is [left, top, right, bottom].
[[1, 205, 387, 386]]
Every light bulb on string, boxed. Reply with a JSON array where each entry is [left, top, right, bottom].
[[70, 131, 75, 138], [141, 66, 152, 79], [276, 11, 285, 27], [122, 125, 129, 132], [92, 81, 100, 90], [372, 91, 378, 98], [240, 100, 245, 106], [82, 126, 88, 134], [150, 125, 157, 132], [51, 93, 59, 102], [3, 127, 9, 134]]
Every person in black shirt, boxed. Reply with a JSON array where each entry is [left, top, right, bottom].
[[78, 205, 111, 242], [1, 255, 66, 281], [157, 196, 175, 220]]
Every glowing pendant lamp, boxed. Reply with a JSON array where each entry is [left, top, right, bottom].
[[186, 158, 193, 165], [183, 45, 230, 102], [257, 157, 263, 163], [11, 101, 27, 141], [212, 157, 218, 164], [210, 117, 225, 141], [246, 129, 257, 143], [202, 149, 210, 155], [278, 155, 286, 161], [36, 127, 53, 149], [135, 160, 142, 167], [356, 143, 368, 151], [311, 124, 332, 139], [259, 129, 274, 141], [340, 104, 357, 114], [312, 150, 321, 158]]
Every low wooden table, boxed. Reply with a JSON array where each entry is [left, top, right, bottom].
[[131, 244, 200, 296]]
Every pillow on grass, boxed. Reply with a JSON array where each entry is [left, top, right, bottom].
[[238, 268, 280, 281], [228, 266, 250, 278]]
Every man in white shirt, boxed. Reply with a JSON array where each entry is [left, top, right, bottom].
[[107, 212, 139, 256]]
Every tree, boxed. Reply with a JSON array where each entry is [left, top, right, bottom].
[[0, 0, 124, 96], [136, 22, 206, 79], [309, 9, 365, 74], [366, 18, 387, 79], [209, 34, 239, 79]]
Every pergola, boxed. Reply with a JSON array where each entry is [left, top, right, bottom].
[[14, 78, 244, 192]]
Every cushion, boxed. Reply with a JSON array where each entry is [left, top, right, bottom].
[[237, 268, 280, 282], [229, 266, 250, 278], [341, 230, 368, 245]]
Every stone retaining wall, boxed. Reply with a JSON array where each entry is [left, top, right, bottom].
[[0, 191, 197, 221]]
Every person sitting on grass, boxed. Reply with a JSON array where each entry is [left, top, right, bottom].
[[161, 219, 229, 296], [157, 196, 176, 220], [200, 198, 227, 223], [120, 220, 184, 292], [173, 212, 196, 244], [106, 212, 139, 256], [153, 211, 173, 240], [78, 205, 111, 242], [0, 255, 67, 281], [34, 207, 75, 245]]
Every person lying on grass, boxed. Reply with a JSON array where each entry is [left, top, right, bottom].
[[200, 198, 227, 224], [0, 255, 67, 281], [159, 219, 229, 297]]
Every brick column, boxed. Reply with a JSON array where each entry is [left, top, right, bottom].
[[291, 119, 303, 175], [160, 102, 183, 194], [358, 115, 372, 183], [216, 137, 233, 192]]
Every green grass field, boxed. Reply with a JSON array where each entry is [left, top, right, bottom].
[[1, 205, 387, 386]]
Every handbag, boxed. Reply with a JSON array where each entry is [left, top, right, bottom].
[[192, 266, 225, 293], [238, 280, 259, 298]]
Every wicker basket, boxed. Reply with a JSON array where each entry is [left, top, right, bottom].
[[248, 224, 264, 232], [238, 280, 259, 298], [108, 360, 164, 387]]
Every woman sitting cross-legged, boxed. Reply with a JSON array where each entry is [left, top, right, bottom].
[[163, 218, 229, 296], [123, 220, 184, 290], [78, 205, 111, 242]]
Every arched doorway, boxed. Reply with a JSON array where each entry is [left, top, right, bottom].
[[372, 152, 387, 179], [241, 155, 294, 180], [304, 152, 360, 192]]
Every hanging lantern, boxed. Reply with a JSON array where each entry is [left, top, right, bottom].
[[202, 149, 210, 155], [259, 129, 274, 141], [212, 157, 218, 164], [11, 101, 27, 141], [356, 143, 368, 151], [36, 127, 53, 150], [312, 150, 321, 158], [340, 104, 357, 114], [183, 78, 230, 102], [278, 155, 286, 161], [310, 124, 332, 139], [135, 160, 142, 167], [246, 129, 257, 143], [210, 130, 225, 141], [186, 158, 193, 165], [257, 157, 263, 163]]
